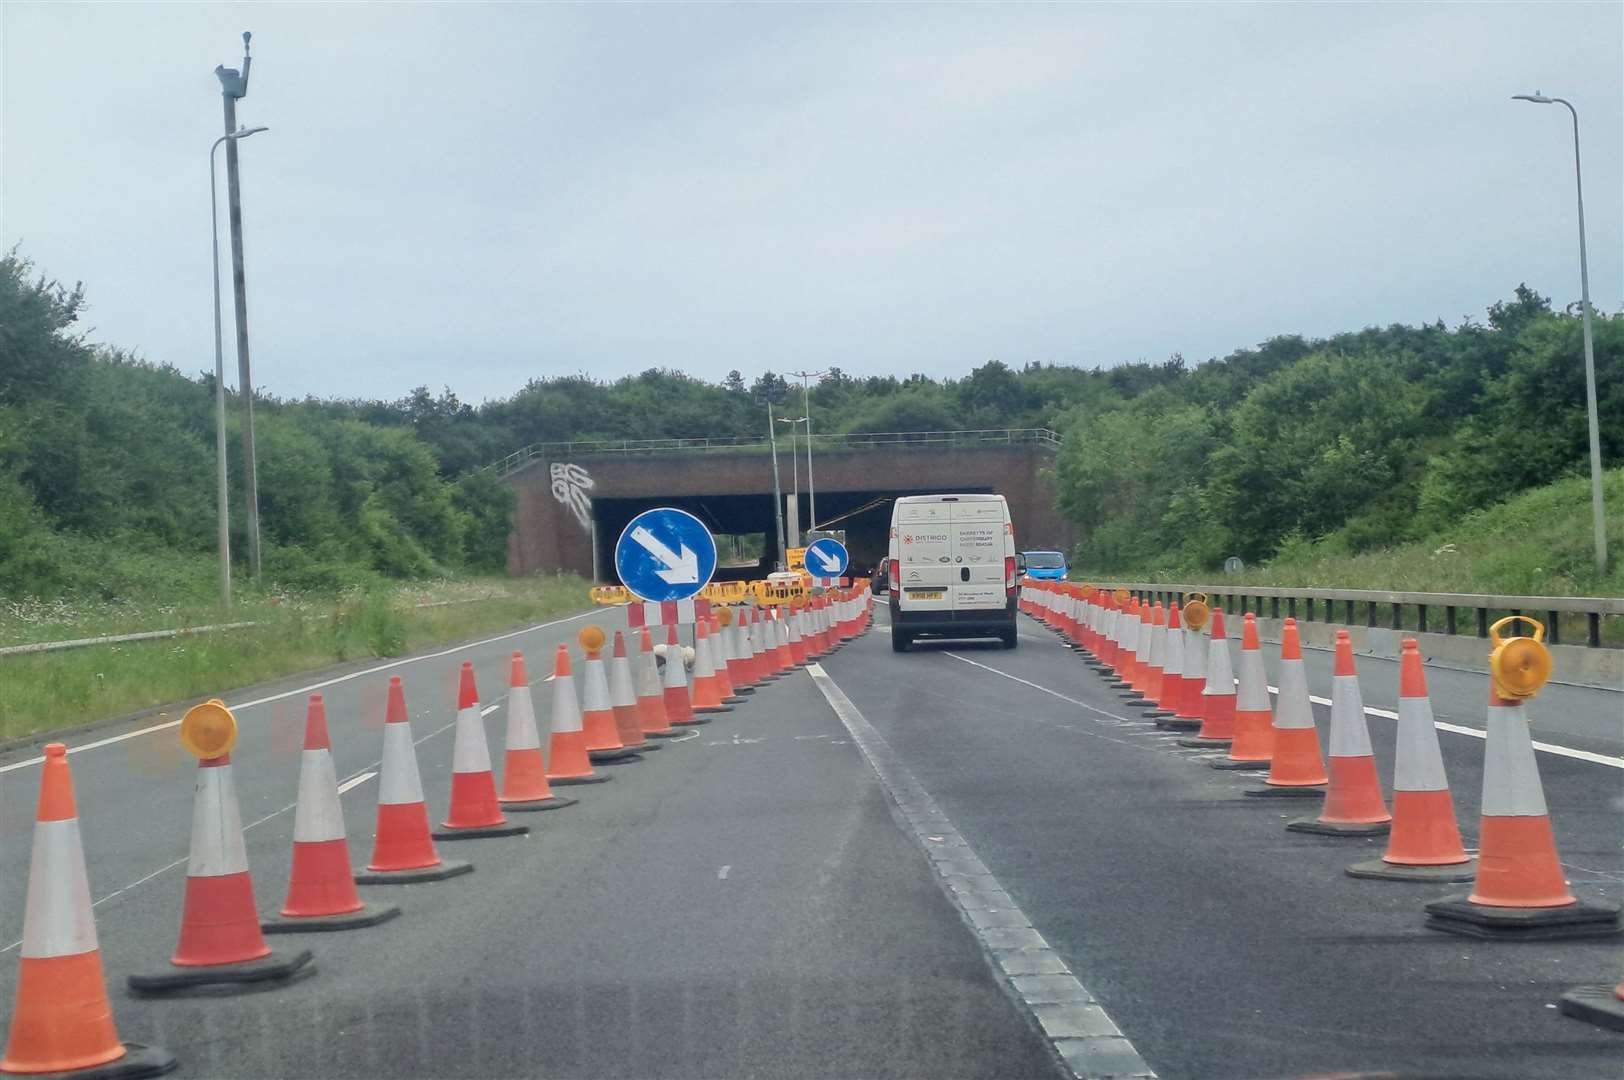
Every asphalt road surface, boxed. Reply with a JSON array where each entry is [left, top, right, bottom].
[[1, 601, 1620, 1079]]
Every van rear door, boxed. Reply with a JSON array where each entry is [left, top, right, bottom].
[[950, 500, 1006, 610], [894, 499, 952, 612]]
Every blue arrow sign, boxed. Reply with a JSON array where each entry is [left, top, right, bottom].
[[805, 537, 850, 577], [614, 507, 718, 603]]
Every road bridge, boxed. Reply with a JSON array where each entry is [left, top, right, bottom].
[[497, 428, 1076, 581]]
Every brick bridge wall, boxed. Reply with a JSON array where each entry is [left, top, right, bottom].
[[504, 445, 1076, 581]]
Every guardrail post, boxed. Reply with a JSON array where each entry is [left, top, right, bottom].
[[1344, 599, 1355, 624], [1305, 597, 1315, 622], [1271, 595, 1280, 619], [1417, 603, 1428, 634], [1477, 607, 1489, 637], [1288, 596, 1297, 619], [1547, 610, 1560, 645], [1588, 612, 1601, 648], [1445, 606, 1457, 636], [1391, 602, 1403, 631]]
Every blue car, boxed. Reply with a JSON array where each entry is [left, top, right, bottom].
[[1021, 550, 1069, 581]]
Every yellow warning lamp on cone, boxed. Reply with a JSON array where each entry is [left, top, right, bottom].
[[579, 624, 606, 656], [1112, 588, 1131, 607], [180, 698, 238, 759], [717, 606, 734, 627], [1181, 592, 1211, 632], [1488, 615, 1552, 701]]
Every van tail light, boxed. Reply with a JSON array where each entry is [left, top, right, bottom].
[[889, 560, 900, 590], [1004, 556, 1018, 592]]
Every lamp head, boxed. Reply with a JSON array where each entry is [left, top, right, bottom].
[[230, 125, 269, 139], [1512, 92, 1553, 104]]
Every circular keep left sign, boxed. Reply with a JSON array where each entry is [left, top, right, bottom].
[[614, 507, 718, 603]]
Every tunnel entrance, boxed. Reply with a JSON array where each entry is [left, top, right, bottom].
[[589, 486, 995, 585]]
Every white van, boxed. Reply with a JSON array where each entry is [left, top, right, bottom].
[[886, 493, 1019, 651]]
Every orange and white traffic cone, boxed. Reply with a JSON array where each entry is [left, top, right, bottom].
[[610, 631, 659, 752], [786, 607, 809, 666], [130, 703, 314, 994], [1288, 631, 1390, 835], [580, 630, 641, 763], [750, 608, 779, 683], [1155, 602, 1185, 712], [664, 624, 706, 724], [499, 651, 579, 810], [724, 608, 757, 694], [1139, 602, 1167, 706], [1212, 614, 1273, 770], [1348, 640, 1472, 881], [264, 695, 400, 932], [435, 663, 529, 840], [636, 627, 681, 738], [1245, 619, 1328, 799], [1127, 602, 1156, 698], [1426, 685, 1620, 938], [357, 677, 473, 883], [1560, 971, 1624, 1031], [1180, 609, 1235, 742], [1173, 603, 1206, 722], [770, 610, 794, 673], [1112, 599, 1140, 690], [3, 744, 176, 1077], [690, 620, 735, 714], [546, 644, 611, 785], [710, 616, 745, 704]]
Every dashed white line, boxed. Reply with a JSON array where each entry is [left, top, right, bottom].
[[718, 865, 731, 879], [336, 770, 378, 795]]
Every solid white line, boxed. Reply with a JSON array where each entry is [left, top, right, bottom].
[[805, 662, 1154, 1080], [336, 770, 378, 795], [943, 652, 1136, 724], [0, 609, 593, 774]]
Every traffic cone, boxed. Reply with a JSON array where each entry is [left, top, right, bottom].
[[499, 652, 579, 810], [753, 607, 780, 682], [1212, 614, 1273, 770], [723, 608, 757, 694], [1112, 599, 1139, 690], [129, 746, 313, 993], [710, 616, 745, 703], [690, 620, 734, 714], [1139, 602, 1167, 705], [3, 744, 177, 1077], [1287, 631, 1390, 835], [434, 663, 529, 840], [636, 627, 681, 738], [770, 611, 793, 673], [664, 624, 706, 724], [581, 633, 641, 762], [357, 678, 473, 883], [1178, 608, 1234, 741], [1560, 972, 1624, 1031], [1245, 619, 1328, 799], [1157, 602, 1185, 711], [263, 695, 400, 932], [610, 631, 658, 752], [546, 645, 611, 784], [787, 607, 809, 666], [1425, 688, 1621, 939], [1128, 602, 1156, 697], [1348, 640, 1472, 881]]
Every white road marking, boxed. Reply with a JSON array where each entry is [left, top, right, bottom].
[[0, 609, 594, 774], [943, 652, 1137, 725], [718, 865, 731, 879], [336, 770, 378, 795], [806, 662, 1156, 1080]]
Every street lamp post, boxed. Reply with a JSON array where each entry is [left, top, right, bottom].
[[210, 125, 269, 609], [764, 397, 787, 569], [777, 415, 807, 546], [788, 370, 827, 531], [1513, 91, 1608, 575]]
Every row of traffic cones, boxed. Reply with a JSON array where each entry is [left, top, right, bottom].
[[1024, 581, 1621, 955], [0, 587, 877, 1077]]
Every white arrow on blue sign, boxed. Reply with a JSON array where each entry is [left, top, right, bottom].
[[805, 537, 849, 577], [615, 507, 718, 603]]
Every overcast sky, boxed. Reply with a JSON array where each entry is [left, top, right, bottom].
[[4, 3, 1620, 404]]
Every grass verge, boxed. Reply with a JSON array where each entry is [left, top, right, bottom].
[[0, 575, 588, 744]]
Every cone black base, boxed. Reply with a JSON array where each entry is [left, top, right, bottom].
[[628, 740, 663, 751], [1177, 736, 1233, 748], [646, 729, 685, 739], [732, 686, 758, 695], [1155, 718, 1203, 731], [1287, 816, 1391, 836], [588, 746, 642, 763], [1210, 757, 1271, 771], [694, 705, 735, 714], [1346, 856, 1476, 883], [498, 794, 579, 812], [262, 901, 401, 934], [431, 821, 530, 841], [549, 771, 612, 786], [18, 1042, 180, 1080], [353, 858, 473, 884], [671, 717, 712, 726], [1424, 896, 1622, 941], [1243, 784, 1326, 799], [128, 949, 314, 996], [1559, 986, 1624, 1031], [722, 696, 748, 704]]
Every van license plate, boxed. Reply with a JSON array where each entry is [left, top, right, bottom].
[[906, 589, 945, 599]]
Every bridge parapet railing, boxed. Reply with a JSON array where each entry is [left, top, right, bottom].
[[1093, 582, 1624, 650], [491, 428, 1061, 478]]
